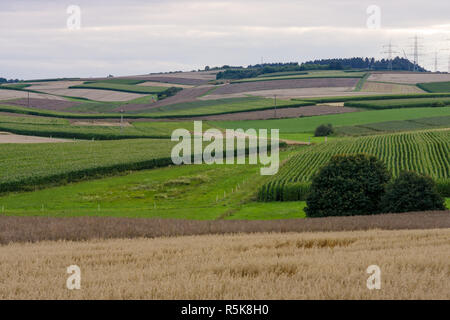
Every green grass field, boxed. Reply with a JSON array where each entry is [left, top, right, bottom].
[[417, 81, 450, 93], [259, 130, 449, 201], [213, 107, 450, 135], [344, 97, 450, 109]]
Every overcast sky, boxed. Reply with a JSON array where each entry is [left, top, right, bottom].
[[1, 0, 449, 80]]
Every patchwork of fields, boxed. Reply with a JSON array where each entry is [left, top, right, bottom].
[[1, 70, 449, 301]]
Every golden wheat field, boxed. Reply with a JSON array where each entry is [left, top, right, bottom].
[[0, 228, 449, 300]]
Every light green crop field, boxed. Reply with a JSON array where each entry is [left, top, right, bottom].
[[69, 82, 168, 94], [0, 139, 177, 193], [345, 97, 450, 109], [417, 81, 450, 93], [335, 116, 450, 136], [213, 107, 450, 134], [0, 149, 304, 220], [0, 114, 211, 140]]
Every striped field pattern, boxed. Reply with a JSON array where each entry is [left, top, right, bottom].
[[259, 130, 449, 201]]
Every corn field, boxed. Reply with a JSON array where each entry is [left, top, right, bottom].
[[259, 130, 450, 201]]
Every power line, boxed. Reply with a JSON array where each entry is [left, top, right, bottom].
[[381, 40, 399, 70], [408, 35, 425, 72]]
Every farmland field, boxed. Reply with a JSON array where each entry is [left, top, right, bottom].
[[1, 228, 449, 299], [259, 130, 449, 201], [69, 82, 169, 94], [368, 72, 450, 84], [335, 116, 450, 136], [417, 81, 450, 93], [344, 97, 450, 109], [361, 81, 424, 94], [0, 139, 177, 193], [213, 78, 360, 95], [213, 106, 450, 134]]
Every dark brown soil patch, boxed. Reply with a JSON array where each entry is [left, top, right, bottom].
[[214, 78, 360, 95], [0, 211, 448, 244]]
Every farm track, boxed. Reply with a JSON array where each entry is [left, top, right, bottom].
[[0, 211, 448, 244]]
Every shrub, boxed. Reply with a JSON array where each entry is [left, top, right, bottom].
[[431, 101, 445, 107], [305, 154, 391, 217], [381, 171, 445, 213], [314, 124, 334, 137]]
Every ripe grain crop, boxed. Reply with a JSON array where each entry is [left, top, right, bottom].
[[0, 228, 448, 299]]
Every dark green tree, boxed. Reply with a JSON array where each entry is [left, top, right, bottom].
[[381, 171, 445, 213], [305, 154, 391, 217]]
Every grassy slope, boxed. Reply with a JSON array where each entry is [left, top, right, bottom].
[[212, 107, 450, 134], [0, 149, 304, 220]]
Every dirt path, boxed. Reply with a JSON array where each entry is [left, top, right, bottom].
[[0, 132, 72, 144]]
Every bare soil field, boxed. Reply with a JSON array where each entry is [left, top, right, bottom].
[[0, 132, 71, 144], [0, 90, 66, 101], [38, 88, 146, 102], [117, 86, 212, 111], [4, 98, 80, 111], [0, 211, 448, 244], [212, 78, 360, 95], [368, 72, 450, 84], [184, 105, 359, 121], [362, 81, 424, 93], [27, 81, 84, 91], [0, 228, 448, 299], [137, 81, 193, 88]]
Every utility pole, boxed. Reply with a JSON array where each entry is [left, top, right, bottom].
[[274, 95, 277, 118], [120, 109, 124, 133]]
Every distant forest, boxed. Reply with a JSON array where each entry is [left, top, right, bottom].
[[215, 57, 427, 80], [303, 57, 427, 72]]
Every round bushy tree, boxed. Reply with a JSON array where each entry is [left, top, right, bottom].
[[305, 154, 391, 217], [380, 171, 445, 213], [314, 124, 334, 137]]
